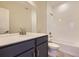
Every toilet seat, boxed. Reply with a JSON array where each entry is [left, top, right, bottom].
[[48, 43, 60, 50]]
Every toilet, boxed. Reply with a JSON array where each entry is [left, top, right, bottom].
[[48, 42, 60, 57], [48, 32, 60, 56]]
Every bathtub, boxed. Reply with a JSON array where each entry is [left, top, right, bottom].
[[53, 39, 79, 57]]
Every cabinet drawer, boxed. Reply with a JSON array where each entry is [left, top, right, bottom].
[[0, 40, 35, 57], [18, 48, 35, 57], [36, 35, 48, 45]]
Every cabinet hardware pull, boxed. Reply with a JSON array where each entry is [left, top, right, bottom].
[[37, 48, 39, 56], [33, 52, 35, 57]]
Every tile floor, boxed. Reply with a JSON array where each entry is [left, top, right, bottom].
[[48, 50, 74, 57]]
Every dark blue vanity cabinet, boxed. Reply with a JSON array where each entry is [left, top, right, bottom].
[[0, 35, 48, 57]]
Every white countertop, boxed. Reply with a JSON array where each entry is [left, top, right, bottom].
[[0, 32, 47, 47]]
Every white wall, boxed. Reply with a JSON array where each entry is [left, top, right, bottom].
[[47, 3, 54, 33], [35, 1, 47, 33], [0, 8, 9, 33], [47, 2, 79, 44]]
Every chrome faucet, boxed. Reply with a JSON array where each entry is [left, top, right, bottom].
[[19, 27, 26, 35]]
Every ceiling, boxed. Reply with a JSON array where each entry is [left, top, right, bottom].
[[47, 1, 67, 9], [0, 1, 34, 9]]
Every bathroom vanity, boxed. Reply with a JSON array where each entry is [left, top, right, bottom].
[[0, 33, 48, 57]]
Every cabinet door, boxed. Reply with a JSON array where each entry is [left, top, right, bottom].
[[18, 48, 35, 57], [37, 42, 48, 57], [36, 36, 48, 45]]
